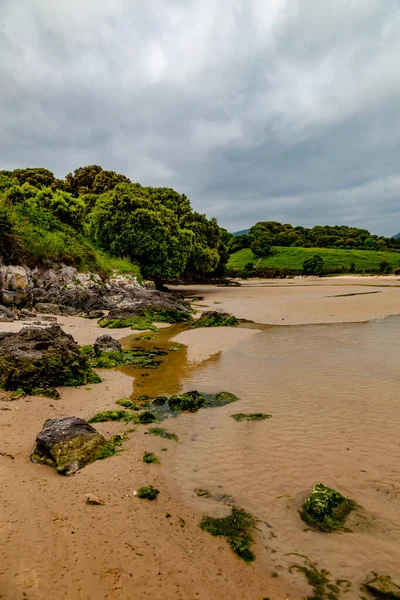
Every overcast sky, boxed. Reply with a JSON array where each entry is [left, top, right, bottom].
[[1, 0, 400, 234]]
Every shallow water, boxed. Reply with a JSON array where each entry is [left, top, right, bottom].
[[125, 316, 400, 597]]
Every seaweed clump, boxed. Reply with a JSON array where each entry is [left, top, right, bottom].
[[231, 413, 271, 422], [193, 311, 239, 328], [288, 556, 351, 600], [137, 485, 159, 500], [115, 398, 138, 410], [168, 391, 206, 412], [95, 434, 125, 460], [300, 483, 358, 532], [89, 409, 156, 425], [148, 427, 178, 441], [80, 345, 167, 370], [143, 451, 160, 464], [99, 308, 191, 331], [200, 507, 256, 562], [363, 573, 400, 599]]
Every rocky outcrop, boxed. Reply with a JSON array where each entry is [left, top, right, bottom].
[[30, 417, 108, 475], [0, 325, 100, 392], [94, 335, 122, 355], [0, 304, 15, 322], [0, 264, 188, 317]]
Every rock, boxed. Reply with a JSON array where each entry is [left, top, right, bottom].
[[85, 310, 105, 319], [94, 334, 122, 355], [0, 266, 29, 292], [31, 417, 108, 475], [36, 303, 62, 315], [41, 315, 58, 322], [0, 325, 100, 392], [364, 574, 400, 599], [0, 304, 15, 322], [86, 493, 105, 505]]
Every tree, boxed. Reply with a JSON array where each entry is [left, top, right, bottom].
[[11, 168, 57, 189], [303, 254, 325, 276], [250, 233, 272, 257]]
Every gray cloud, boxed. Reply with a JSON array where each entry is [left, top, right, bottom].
[[1, 0, 400, 234]]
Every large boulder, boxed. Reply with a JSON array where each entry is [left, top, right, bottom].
[[0, 325, 100, 392], [94, 334, 122, 355], [30, 417, 108, 475]]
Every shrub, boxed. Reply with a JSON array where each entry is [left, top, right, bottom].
[[303, 254, 325, 276]]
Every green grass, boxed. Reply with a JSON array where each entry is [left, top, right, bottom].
[[228, 247, 400, 273], [92, 249, 141, 278]]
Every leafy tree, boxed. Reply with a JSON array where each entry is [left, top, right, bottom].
[[250, 233, 272, 257], [65, 165, 130, 197], [303, 254, 325, 276], [11, 168, 57, 189]]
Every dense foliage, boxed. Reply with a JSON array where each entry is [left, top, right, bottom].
[[0, 166, 229, 281], [228, 220, 400, 253]]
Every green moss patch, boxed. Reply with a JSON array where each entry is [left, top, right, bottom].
[[137, 485, 159, 500], [289, 556, 351, 600], [200, 507, 256, 562], [168, 344, 184, 351], [143, 451, 160, 464], [31, 387, 61, 399], [80, 345, 168, 370], [115, 398, 138, 410], [300, 483, 358, 532], [193, 311, 239, 328], [231, 413, 271, 421], [148, 427, 178, 441], [364, 573, 400, 599], [99, 308, 190, 331], [89, 409, 156, 425], [149, 390, 238, 419], [95, 434, 125, 460]]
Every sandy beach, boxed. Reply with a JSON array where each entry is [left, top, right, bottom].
[[1, 276, 400, 599]]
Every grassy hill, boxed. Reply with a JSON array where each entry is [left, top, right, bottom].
[[228, 246, 400, 274]]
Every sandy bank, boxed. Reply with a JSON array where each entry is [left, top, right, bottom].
[[171, 276, 400, 325]]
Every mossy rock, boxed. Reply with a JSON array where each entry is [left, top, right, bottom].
[[81, 345, 167, 370], [30, 417, 108, 475], [89, 409, 156, 425], [0, 326, 100, 392], [115, 398, 138, 410], [364, 574, 400, 599], [231, 413, 271, 421], [149, 390, 238, 418], [137, 485, 159, 500], [168, 391, 206, 412], [300, 483, 358, 532], [200, 507, 256, 562], [193, 311, 239, 328]]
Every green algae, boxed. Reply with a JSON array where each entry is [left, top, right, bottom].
[[149, 390, 238, 419], [143, 451, 160, 464], [288, 556, 351, 600], [148, 427, 178, 441], [137, 485, 159, 500], [80, 345, 168, 370], [31, 387, 60, 399], [168, 344, 183, 351], [168, 390, 206, 412], [300, 483, 358, 532], [10, 388, 25, 399], [193, 311, 239, 328], [363, 573, 400, 599], [231, 413, 272, 421], [200, 507, 256, 562], [115, 398, 138, 410], [89, 409, 156, 425], [89, 410, 137, 424], [99, 308, 190, 331], [95, 434, 125, 460]]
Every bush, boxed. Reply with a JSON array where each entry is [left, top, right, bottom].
[[303, 254, 325, 276], [379, 260, 392, 274]]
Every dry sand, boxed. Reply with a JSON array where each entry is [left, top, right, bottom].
[[1, 277, 400, 599], [171, 275, 400, 325]]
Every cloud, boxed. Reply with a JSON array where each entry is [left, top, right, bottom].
[[1, 0, 400, 234]]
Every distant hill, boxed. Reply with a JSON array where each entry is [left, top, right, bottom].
[[393, 233, 400, 239], [232, 229, 249, 236]]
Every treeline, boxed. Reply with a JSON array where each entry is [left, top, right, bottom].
[[0, 166, 229, 281], [229, 221, 400, 255]]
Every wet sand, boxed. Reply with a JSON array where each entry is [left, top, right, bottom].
[[1, 277, 400, 599]]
